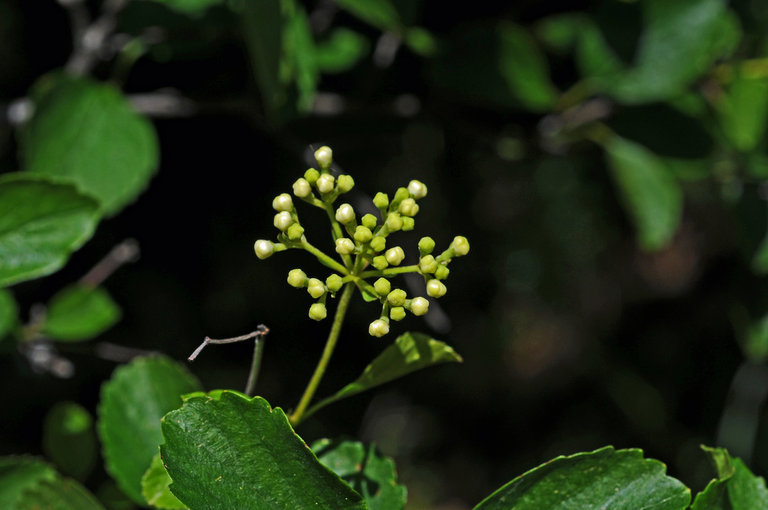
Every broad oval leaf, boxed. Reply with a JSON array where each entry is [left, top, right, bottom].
[[304, 332, 462, 420], [0, 289, 18, 340], [98, 356, 201, 505], [159, 391, 366, 509], [0, 175, 100, 287], [43, 402, 97, 480], [17, 477, 105, 510], [43, 285, 121, 342], [23, 75, 158, 216], [141, 453, 185, 509], [474, 446, 691, 510], [312, 439, 406, 510], [0, 457, 56, 508]]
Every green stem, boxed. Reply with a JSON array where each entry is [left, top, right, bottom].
[[244, 338, 264, 397], [301, 238, 349, 275], [359, 264, 420, 279], [290, 282, 355, 426], [323, 204, 353, 267]]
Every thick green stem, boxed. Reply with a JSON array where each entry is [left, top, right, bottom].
[[290, 282, 355, 426], [359, 264, 420, 279]]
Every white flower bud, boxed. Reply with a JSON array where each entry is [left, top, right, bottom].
[[314, 146, 333, 169], [273, 211, 294, 231], [398, 198, 419, 217], [385, 246, 405, 266], [316, 174, 335, 193], [408, 179, 428, 199], [410, 297, 429, 316], [369, 319, 390, 337], [335, 203, 355, 224], [307, 278, 325, 299], [293, 178, 312, 198], [452, 236, 470, 256], [335, 238, 355, 255], [253, 240, 274, 259], [272, 193, 293, 211], [426, 279, 447, 298]]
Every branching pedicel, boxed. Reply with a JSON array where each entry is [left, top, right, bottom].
[[253, 146, 469, 425]]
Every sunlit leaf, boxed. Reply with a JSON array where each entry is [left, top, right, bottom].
[[44, 285, 121, 342], [141, 453, 185, 509], [43, 402, 97, 481]]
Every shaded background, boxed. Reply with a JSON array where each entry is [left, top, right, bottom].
[[4, 0, 768, 508]]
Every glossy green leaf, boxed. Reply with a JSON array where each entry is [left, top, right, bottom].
[[315, 28, 369, 74], [312, 439, 406, 510], [0, 175, 100, 287], [692, 446, 768, 510], [144, 0, 223, 15], [0, 457, 56, 508], [604, 136, 683, 251], [334, 0, 402, 33], [474, 446, 690, 509], [305, 332, 462, 419], [17, 477, 105, 510], [159, 391, 366, 509], [98, 356, 201, 505], [23, 75, 158, 215], [718, 73, 768, 152], [43, 402, 97, 480], [141, 453, 185, 509], [0, 289, 18, 339], [43, 285, 121, 342]]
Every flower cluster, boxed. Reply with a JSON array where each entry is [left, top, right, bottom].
[[253, 146, 469, 337]]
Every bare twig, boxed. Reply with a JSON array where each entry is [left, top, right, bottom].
[[188, 325, 270, 362], [80, 238, 140, 288], [65, 0, 132, 75]]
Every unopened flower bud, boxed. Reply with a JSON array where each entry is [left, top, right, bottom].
[[385, 246, 405, 266], [274, 211, 294, 231], [426, 279, 447, 298], [373, 192, 389, 210], [254, 240, 274, 259], [372, 256, 388, 270], [418, 236, 435, 255], [307, 278, 326, 299], [337, 175, 355, 193], [393, 187, 409, 204], [287, 223, 304, 240], [354, 225, 373, 243], [335, 203, 355, 224], [386, 212, 403, 232], [362, 214, 378, 229], [452, 236, 470, 256], [374, 277, 391, 296], [401, 217, 415, 231], [287, 269, 308, 288], [293, 178, 312, 198], [369, 319, 390, 337], [370, 236, 386, 252], [435, 265, 450, 280], [326, 274, 344, 293], [408, 179, 428, 199], [272, 193, 293, 211], [314, 146, 333, 169], [398, 198, 419, 217], [419, 255, 438, 273], [390, 307, 406, 321], [387, 289, 407, 306], [304, 168, 320, 184], [409, 297, 429, 316], [316, 174, 335, 194], [335, 237, 355, 255], [309, 303, 327, 321]]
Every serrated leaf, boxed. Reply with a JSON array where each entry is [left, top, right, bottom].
[[0, 289, 18, 339], [0, 457, 57, 508], [334, 0, 402, 33], [23, 75, 158, 216], [159, 391, 366, 509], [315, 28, 369, 74], [98, 356, 201, 505], [44, 285, 121, 342], [305, 332, 462, 419], [17, 477, 104, 510], [0, 175, 100, 287], [141, 453, 185, 509], [474, 446, 691, 509], [603, 136, 683, 251], [43, 402, 97, 480], [692, 446, 768, 510], [312, 439, 406, 510]]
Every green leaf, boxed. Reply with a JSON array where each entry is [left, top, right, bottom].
[[315, 28, 369, 74], [98, 356, 201, 505], [17, 477, 105, 510], [44, 285, 121, 342], [404, 27, 437, 57], [43, 402, 97, 480], [312, 439, 406, 510], [159, 391, 366, 509], [0, 175, 100, 287], [23, 75, 159, 215], [693, 446, 768, 510], [281, 0, 318, 112], [603, 136, 683, 251], [142, 0, 223, 16], [0, 457, 56, 508], [333, 0, 402, 33], [0, 289, 18, 339], [534, 13, 587, 55], [718, 73, 768, 152], [141, 453, 186, 509], [474, 446, 691, 510], [305, 332, 462, 419], [241, 0, 283, 122]]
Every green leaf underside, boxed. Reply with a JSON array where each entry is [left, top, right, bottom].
[[604, 136, 682, 251], [0, 289, 18, 339], [160, 391, 366, 509], [0, 175, 100, 287], [312, 439, 407, 510], [474, 446, 690, 510], [98, 356, 201, 505], [0, 457, 57, 508], [43, 402, 97, 480], [692, 446, 768, 509], [305, 332, 462, 419], [23, 74, 158, 216], [141, 453, 186, 509], [17, 477, 105, 510], [44, 285, 121, 342]]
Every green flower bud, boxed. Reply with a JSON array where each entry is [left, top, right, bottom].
[[362, 214, 378, 229], [393, 187, 410, 204], [368, 318, 390, 337], [309, 302, 327, 321], [304, 168, 320, 184], [408, 179, 428, 199], [390, 306, 406, 321], [287, 268, 307, 288], [253, 239, 274, 259], [386, 212, 403, 232], [387, 288, 407, 306], [435, 265, 450, 280], [337, 175, 355, 193], [385, 246, 405, 266], [398, 198, 419, 217], [314, 146, 333, 169], [418, 236, 435, 255], [335, 203, 356, 224], [293, 178, 312, 198], [426, 279, 447, 298], [370, 236, 386, 252], [354, 225, 373, 243], [419, 255, 438, 273], [316, 174, 335, 194], [287, 223, 304, 241], [451, 236, 470, 256], [401, 217, 415, 231], [335, 237, 355, 255], [409, 297, 429, 316], [374, 277, 391, 296], [307, 278, 326, 299], [326, 274, 344, 293], [373, 192, 389, 210], [372, 255, 389, 270], [272, 193, 293, 212], [273, 211, 294, 231]]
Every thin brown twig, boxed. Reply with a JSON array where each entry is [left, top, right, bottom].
[[79, 238, 140, 288], [187, 325, 270, 362]]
